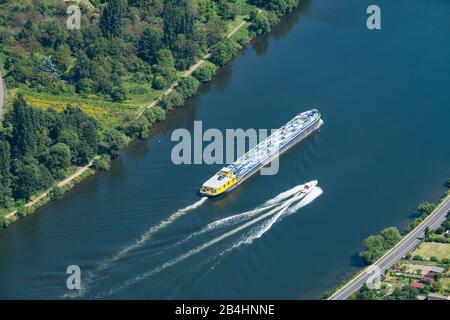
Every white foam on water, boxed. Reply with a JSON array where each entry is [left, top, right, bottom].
[[100, 185, 322, 298], [96, 197, 207, 271], [286, 187, 323, 214], [217, 188, 316, 254], [239, 187, 323, 246], [161, 184, 309, 251], [264, 184, 306, 205], [68, 197, 208, 299], [206, 187, 324, 276], [93, 183, 305, 282]]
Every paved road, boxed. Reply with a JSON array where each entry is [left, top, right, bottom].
[[329, 196, 450, 300], [0, 72, 4, 120]]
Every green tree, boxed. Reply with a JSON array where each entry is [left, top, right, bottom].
[[158, 90, 184, 111], [163, 0, 196, 49], [359, 227, 401, 264], [110, 83, 128, 102], [37, 20, 68, 49], [380, 227, 401, 249], [359, 235, 386, 264], [418, 202, 437, 216], [173, 34, 200, 70], [61, 107, 99, 164], [100, 0, 128, 38], [210, 38, 239, 66], [392, 286, 419, 300], [10, 95, 38, 158], [192, 61, 216, 83], [122, 117, 150, 140], [0, 137, 11, 206], [204, 13, 227, 46], [152, 49, 177, 89], [250, 11, 271, 35], [50, 186, 65, 201], [57, 129, 81, 163], [12, 156, 54, 200], [0, 216, 10, 229], [92, 156, 111, 171], [73, 123, 99, 165], [177, 76, 200, 98], [355, 284, 381, 300], [99, 128, 129, 158], [138, 28, 163, 64], [144, 106, 166, 124], [43, 143, 72, 179], [430, 282, 442, 293], [424, 227, 432, 239]]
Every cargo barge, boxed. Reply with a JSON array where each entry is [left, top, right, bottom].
[[200, 109, 323, 197]]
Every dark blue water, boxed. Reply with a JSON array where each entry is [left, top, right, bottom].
[[0, 0, 449, 299]]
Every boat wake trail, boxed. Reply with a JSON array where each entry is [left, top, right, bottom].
[[171, 183, 306, 247], [219, 187, 324, 255], [98, 185, 323, 298], [97, 197, 208, 271], [67, 197, 208, 298]]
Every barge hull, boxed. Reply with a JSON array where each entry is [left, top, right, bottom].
[[229, 119, 323, 191]]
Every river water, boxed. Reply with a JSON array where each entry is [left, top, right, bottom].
[[1, 0, 449, 299]]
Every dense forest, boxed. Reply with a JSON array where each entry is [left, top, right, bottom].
[[0, 94, 166, 218], [0, 0, 300, 101], [0, 0, 302, 224]]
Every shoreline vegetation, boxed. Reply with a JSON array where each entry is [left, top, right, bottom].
[[323, 181, 450, 299], [0, 0, 304, 228]]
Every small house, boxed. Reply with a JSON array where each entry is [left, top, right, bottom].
[[421, 276, 435, 284], [410, 281, 425, 290], [427, 293, 450, 301], [428, 266, 444, 273]]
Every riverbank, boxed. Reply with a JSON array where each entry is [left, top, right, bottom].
[[3, 157, 98, 222], [0, 5, 300, 228], [327, 184, 450, 300]]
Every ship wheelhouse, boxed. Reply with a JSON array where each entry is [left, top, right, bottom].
[[200, 167, 237, 196]]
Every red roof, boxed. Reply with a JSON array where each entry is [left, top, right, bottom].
[[410, 282, 425, 289], [421, 276, 435, 283]]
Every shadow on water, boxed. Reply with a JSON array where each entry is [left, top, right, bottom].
[[407, 210, 421, 220], [272, 1, 309, 39], [252, 2, 307, 55], [154, 61, 235, 137], [350, 252, 366, 268], [212, 62, 233, 92]]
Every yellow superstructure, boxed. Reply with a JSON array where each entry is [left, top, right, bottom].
[[200, 168, 239, 197]]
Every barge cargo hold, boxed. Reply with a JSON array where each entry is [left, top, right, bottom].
[[200, 109, 323, 197]]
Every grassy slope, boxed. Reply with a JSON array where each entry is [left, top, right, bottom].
[[412, 242, 450, 261], [3, 13, 251, 129]]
